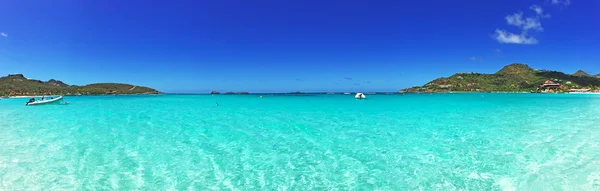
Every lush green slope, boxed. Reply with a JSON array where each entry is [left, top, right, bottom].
[[573, 70, 592, 77], [0, 74, 161, 96], [403, 63, 600, 92], [74, 83, 160, 95], [0, 74, 73, 95]]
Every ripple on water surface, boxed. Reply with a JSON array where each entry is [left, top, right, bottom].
[[1, 94, 600, 190]]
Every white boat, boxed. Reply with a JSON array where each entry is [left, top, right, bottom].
[[26, 96, 63, 106], [355, 93, 366, 99]]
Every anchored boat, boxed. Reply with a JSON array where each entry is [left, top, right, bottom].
[[355, 93, 366, 99], [26, 96, 63, 106]]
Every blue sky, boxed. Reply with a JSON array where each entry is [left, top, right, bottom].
[[0, 0, 598, 93]]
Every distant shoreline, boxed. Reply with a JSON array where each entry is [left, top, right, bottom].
[[6, 93, 162, 98], [171, 91, 600, 95], [165, 91, 595, 95], [1, 74, 162, 96], [6, 91, 600, 98]]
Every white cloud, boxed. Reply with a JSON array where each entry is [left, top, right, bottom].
[[494, 49, 502, 57], [492, 3, 558, 45], [0, 32, 6, 38], [505, 12, 543, 31], [469, 56, 484, 62], [552, 0, 571, 6], [530, 5, 543, 15], [493, 29, 538, 44], [530, 5, 551, 18]]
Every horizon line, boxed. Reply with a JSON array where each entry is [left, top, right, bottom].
[[165, 91, 401, 94]]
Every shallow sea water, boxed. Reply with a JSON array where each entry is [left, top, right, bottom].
[[1, 94, 600, 190]]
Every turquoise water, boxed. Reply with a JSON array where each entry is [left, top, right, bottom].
[[1, 94, 600, 190]]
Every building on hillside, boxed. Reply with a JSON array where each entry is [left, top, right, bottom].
[[537, 80, 562, 92]]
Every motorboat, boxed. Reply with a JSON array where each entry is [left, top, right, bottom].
[[26, 96, 63, 106]]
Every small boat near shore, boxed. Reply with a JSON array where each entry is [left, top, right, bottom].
[[26, 96, 63, 106]]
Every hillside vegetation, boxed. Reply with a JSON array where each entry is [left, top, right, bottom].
[[403, 63, 600, 92], [0, 74, 161, 96], [573, 70, 592, 77]]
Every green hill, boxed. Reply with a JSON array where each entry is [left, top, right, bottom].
[[74, 83, 160, 95], [402, 63, 600, 92], [0, 74, 161, 96], [573, 70, 592, 77]]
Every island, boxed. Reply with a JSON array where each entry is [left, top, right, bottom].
[[224, 92, 249, 94], [401, 63, 600, 93], [0, 74, 161, 96]]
